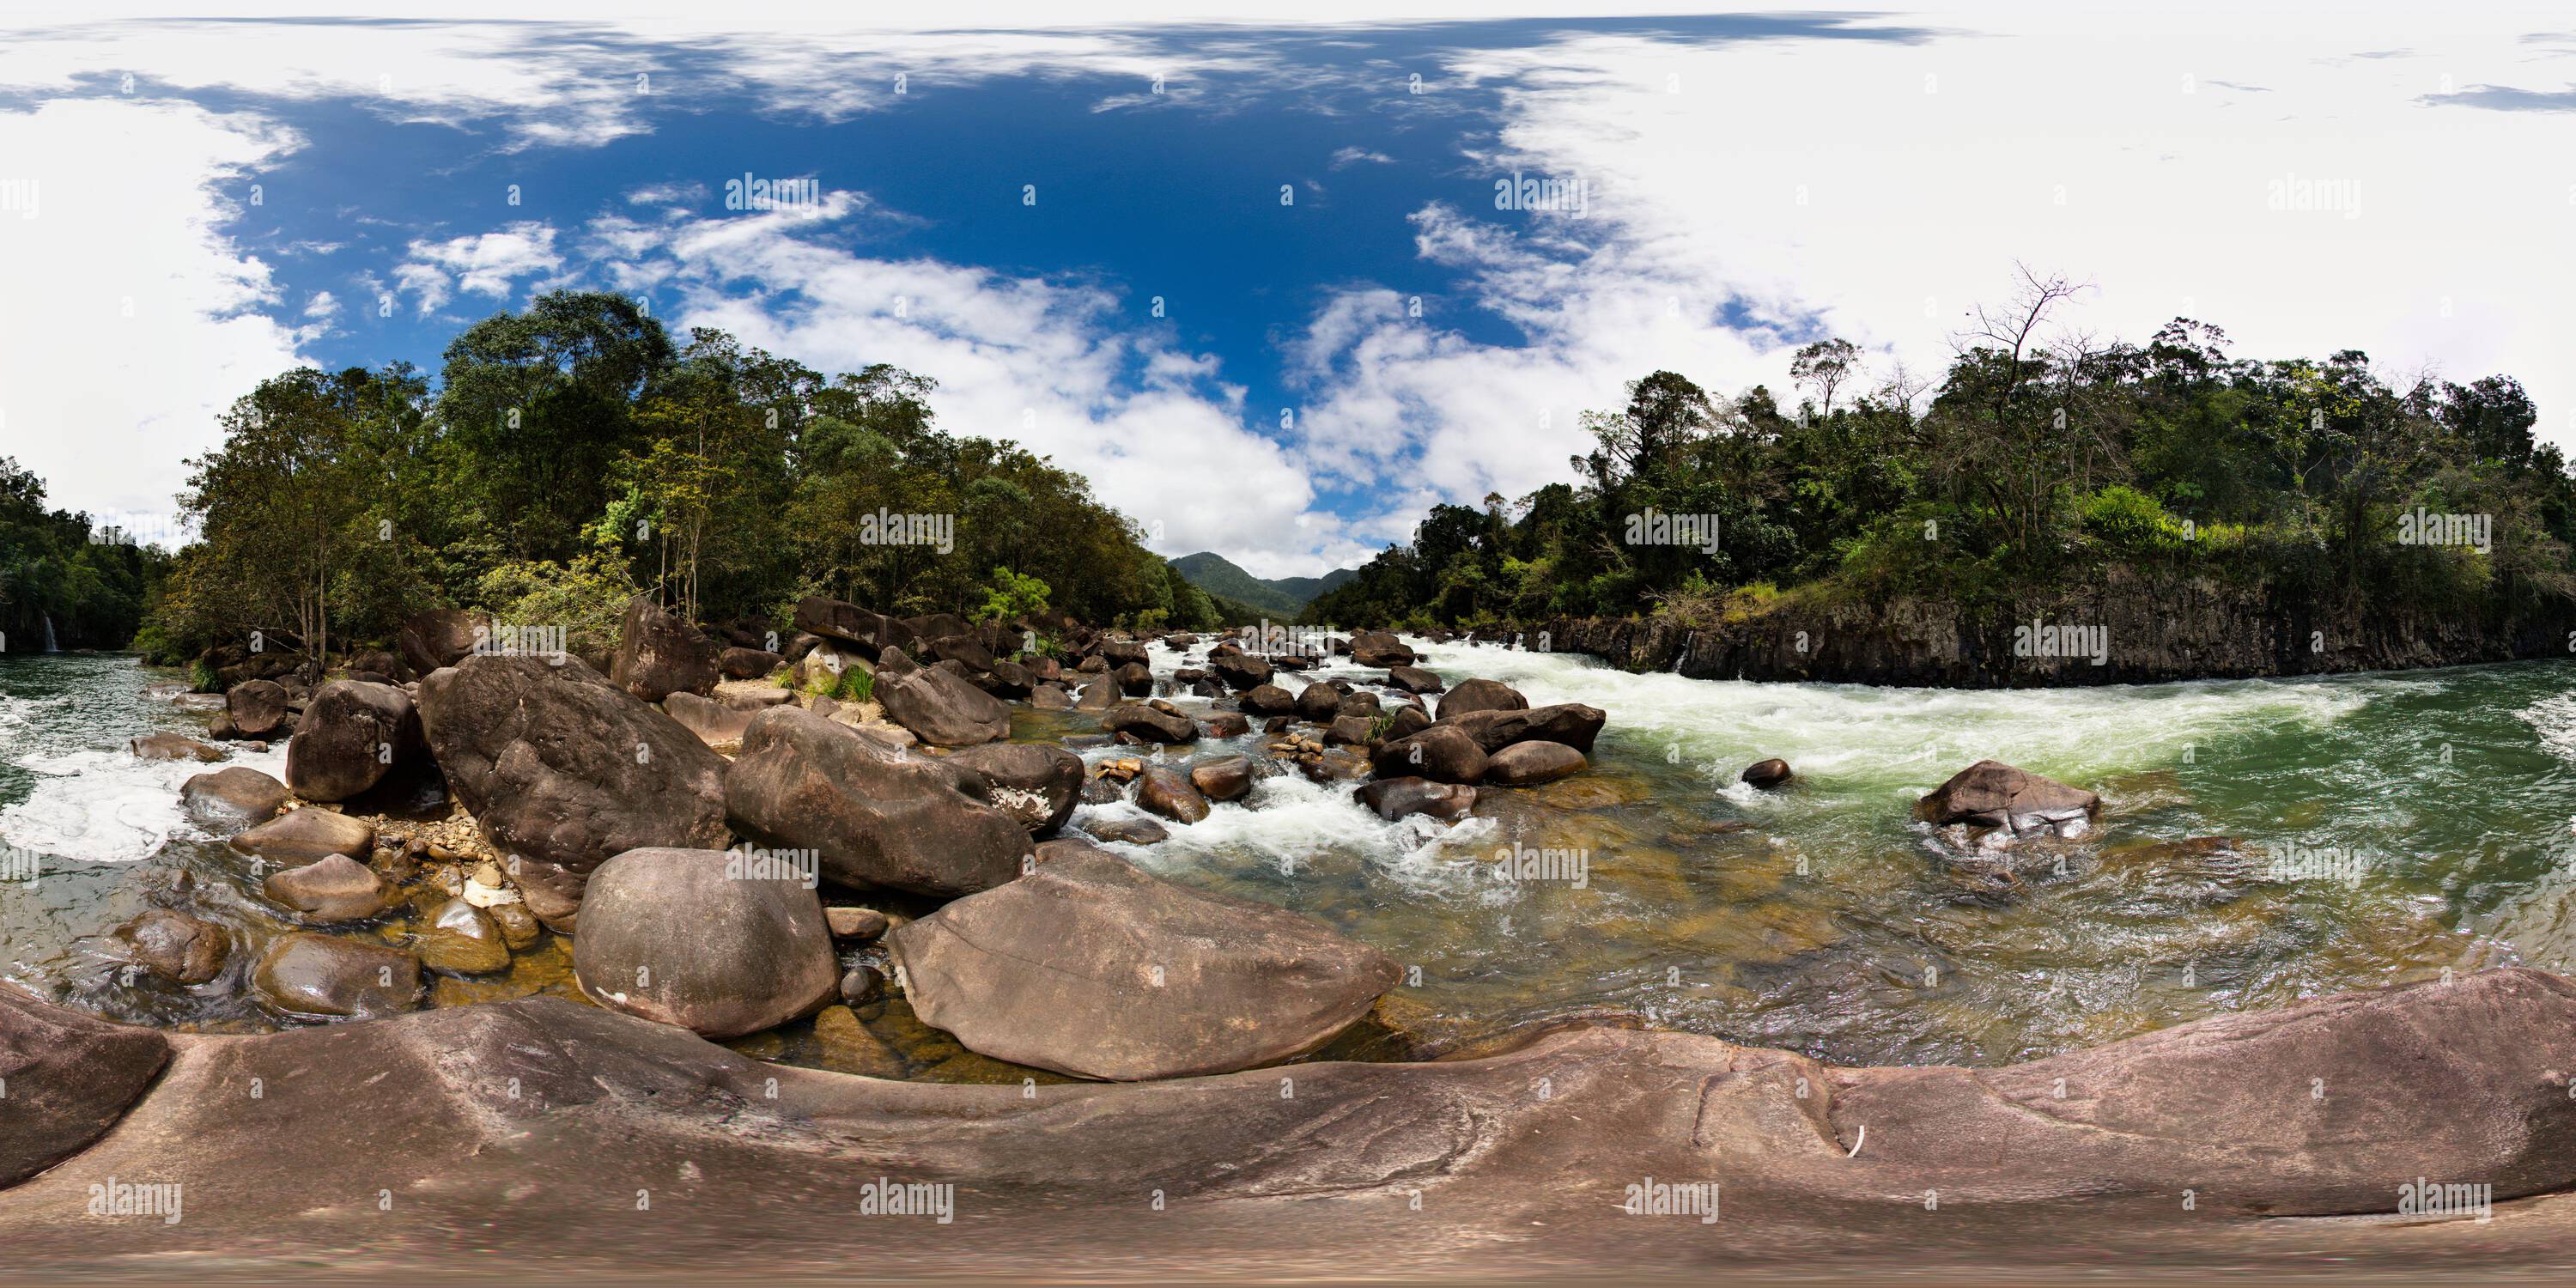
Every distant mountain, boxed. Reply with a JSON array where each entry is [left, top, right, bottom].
[[1170, 551, 1357, 618]]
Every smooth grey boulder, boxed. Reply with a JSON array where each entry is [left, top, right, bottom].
[[1101, 702, 1197, 745], [284, 680, 422, 802], [224, 678, 293, 738], [572, 847, 838, 1039], [114, 909, 230, 984], [179, 766, 289, 832], [262, 854, 401, 922], [1437, 702, 1607, 755], [725, 707, 1029, 896], [1367, 725, 1488, 785], [1137, 767, 1209, 824], [416, 653, 731, 912], [1239, 683, 1295, 716], [0, 986, 170, 1189], [1293, 679, 1349, 722], [1357, 776, 1478, 822], [890, 848, 1400, 1079], [1915, 759, 2100, 838], [877, 665, 1012, 747], [945, 742, 1084, 835], [1482, 741, 1587, 786]]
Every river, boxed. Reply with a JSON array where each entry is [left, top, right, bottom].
[[8, 643, 2576, 1070]]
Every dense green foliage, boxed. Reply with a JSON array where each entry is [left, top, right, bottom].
[[150, 290, 1222, 665], [1312, 283, 2571, 631], [0, 459, 166, 653]]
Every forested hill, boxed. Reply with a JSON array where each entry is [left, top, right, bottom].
[[1311, 278, 2570, 653], [1170, 551, 1355, 620], [0, 459, 162, 652]]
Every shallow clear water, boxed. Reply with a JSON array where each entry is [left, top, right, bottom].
[[9, 645, 2576, 1068]]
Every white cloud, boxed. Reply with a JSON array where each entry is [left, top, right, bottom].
[[393, 222, 562, 314], [1329, 145, 1394, 168], [0, 97, 307, 535]]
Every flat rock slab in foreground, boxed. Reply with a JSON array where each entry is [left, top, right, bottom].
[[7, 970, 2576, 1279], [890, 848, 1401, 1079]]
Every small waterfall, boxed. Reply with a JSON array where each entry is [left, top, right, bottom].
[[43, 614, 60, 653]]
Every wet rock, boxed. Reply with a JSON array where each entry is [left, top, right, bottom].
[[224, 678, 294, 739], [726, 708, 1028, 896], [1369, 725, 1488, 785], [1294, 680, 1349, 722], [1324, 714, 1377, 746], [0, 986, 170, 1188], [396, 607, 488, 677], [1437, 702, 1607, 755], [489, 901, 543, 951], [114, 909, 229, 985], [1102, 702, 1198, 745], [1075, 654, 1109, 674], [284, 680, 422, 802], [252, 933, 422, 1020], [1030, 682, 1074, 710], [1188, 755, 1255, 803], [827, 907, 891, 941], [1385, 665, 1444, 694], [890, 848, 1400, 1079], [130, 731, 223, 762], [835, 969, 887, 1012], [1240, 683, 1295, 716], [1357, 776, 1478, 822], [1138, 767, 1210, 823], [1914, 759, 2100, 839], [1349, 630, 1415, 668], [1742, 757, 1793, 789], [664, 690, 755, 749], [1300, 749, 1373, 783], [945, 741, 1084, 835], [1484, 741, 1588, 787], [877, 665, 1012, 747], [1436, 677, 1527, 720], [571, 846, 839, 1040], [418, 654, 731, 913], [179, 766, 289, 831], [1085, 815, 1170, 846], [233, 809, 377, 866], [1199, 712, 1250, 738], [1387, 704, 1431, 739], [981, 659, 1035, 699], [1210, 654, 1273, 691], [1109, 660, 1152, 696], [609, 595, 722, 702], [263, 853, 402, 922], [720, 647, 785, 680], [1335, 690, 1383, 720], [417, 898, 509, 975]]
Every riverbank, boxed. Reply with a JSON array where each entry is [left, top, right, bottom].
[[1504, 571, 2576, 687]]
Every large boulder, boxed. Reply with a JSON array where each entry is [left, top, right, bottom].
[[1436, 677, 1527, 720], [1239, 683, 1296, 716], [1483, 741, 1587, 787], [416, 654, 732, 912], [890, 849, 1400, 1079], [230, 808, 375, 865], [1101, 702, 1198, 745], [663, 690, 754, 749], [1437, 702, 1607, 755], [1368, 725, 1489, 785], [720, 646, 785, 680], [251, 933, 422, 1020], [262, 853, 401, 922], [1384, 665, 1445, 695], [1349, 630, 1414, 668], [284, 680, 422, 802], [1098, 640, 1149, 668], [396, 607, 488, 677], [725, 707, 1030, 896], [1293, 679, 1350, 722], [224, 678, 289, 732], [1741, 757, 1793, 789], [1914, 760, 2100, 839], [793, 597, 914, 659], [945, 742, 1084, 835], [129, 731, 222, 762], [571, 847, 840, 1040], [0, 986, 170, 1188], [1188, 755, 1255, 803], [609, 596, 721, 703], [178, 762, 289, 835], [1209, 653, 1273, 691], [1113, 661, 1155, 696], [877, 665, 1012, 747], [1137, 767, 1210, 823]]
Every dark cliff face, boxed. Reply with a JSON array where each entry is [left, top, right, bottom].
[[1494, 577, 2576, 688]]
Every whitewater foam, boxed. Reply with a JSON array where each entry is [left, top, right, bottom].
[[1, 741, 289, 863]]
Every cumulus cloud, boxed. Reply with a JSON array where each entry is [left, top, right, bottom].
[[394, 222, 562, 314]]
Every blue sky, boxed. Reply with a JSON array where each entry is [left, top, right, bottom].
[[3, 4, 2573, 575]]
